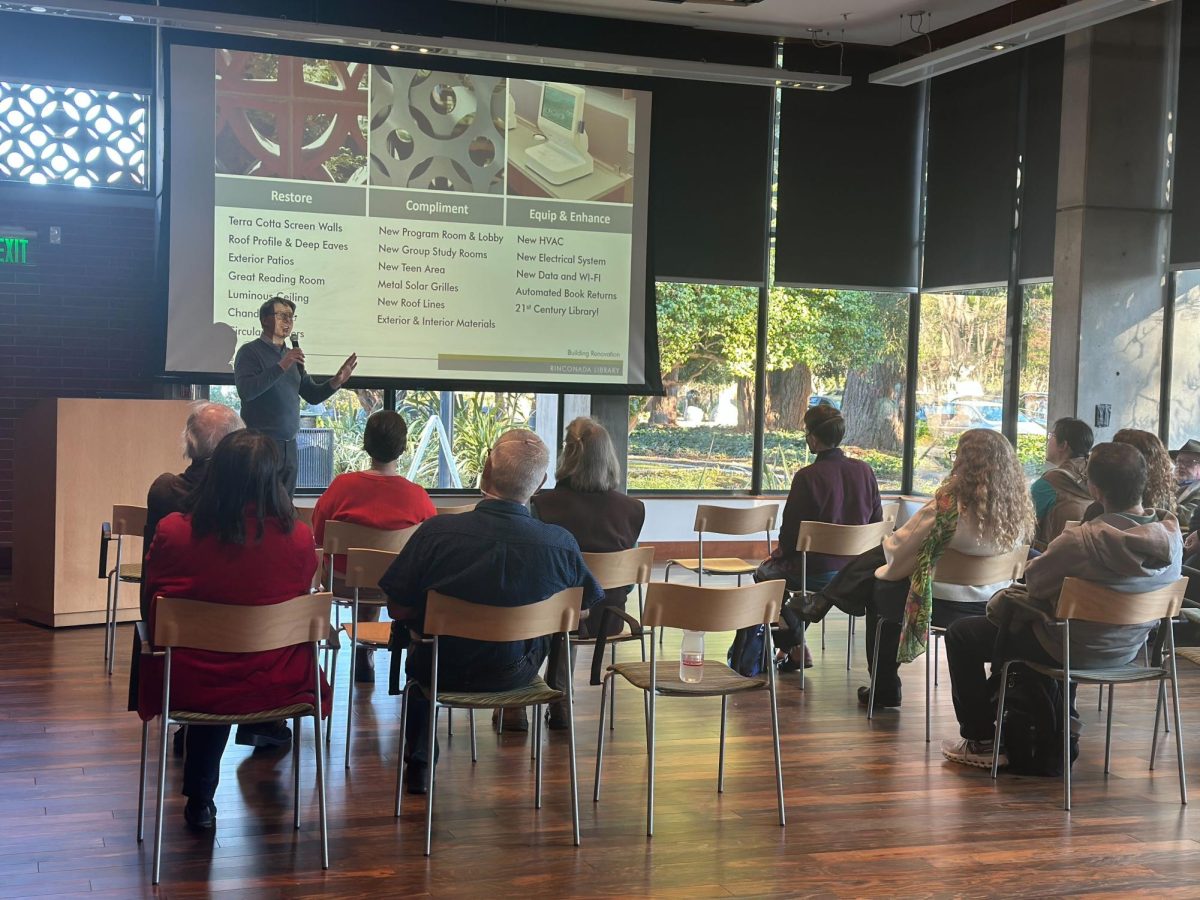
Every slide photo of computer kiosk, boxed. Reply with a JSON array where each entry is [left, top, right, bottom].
[[506, 79, 636, 204]]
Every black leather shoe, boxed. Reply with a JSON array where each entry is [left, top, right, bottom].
[[858, 685, 901, 708], [405, 761, 429, 795], [235, 720, 291, 750], [777, 645, 814, 672], [545, 702, 570, 731], [183, 799, 216, 830], [793, 591, 834, 623], [354, 647, 376, 684], [491, 707, 529, 733]]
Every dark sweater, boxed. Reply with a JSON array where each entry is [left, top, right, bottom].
[[233, 336, 336, 441], [770, 448, 883, 577]]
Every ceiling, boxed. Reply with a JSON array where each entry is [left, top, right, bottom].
[[451, 0, 1010, 46]]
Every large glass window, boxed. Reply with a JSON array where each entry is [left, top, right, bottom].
[[1170, 270, 1200, 450], [1019, 282, 1053, 481], [627, 282, 759, 491], [761, 288, 909, 493], [914, 286, 1010, 493]]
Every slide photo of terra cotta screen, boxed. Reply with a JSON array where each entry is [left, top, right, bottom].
[[369, 67, 506, 195], [506, 80, 636, 203], [214, 50, 369, 184]]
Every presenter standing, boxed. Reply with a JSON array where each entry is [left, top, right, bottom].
[[234, 297, 358, 495]]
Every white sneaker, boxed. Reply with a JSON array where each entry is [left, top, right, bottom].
[[941, 737, 1006, 769]]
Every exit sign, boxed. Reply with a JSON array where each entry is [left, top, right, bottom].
[[0, 236, 30, 265]]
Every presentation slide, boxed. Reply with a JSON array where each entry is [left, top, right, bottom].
[[165, 46, 652, 388]]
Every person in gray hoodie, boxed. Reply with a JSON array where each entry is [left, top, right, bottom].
[[940, 441, 1184, 768]]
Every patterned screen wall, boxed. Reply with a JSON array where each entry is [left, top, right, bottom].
[[0, 81, 148, 188]]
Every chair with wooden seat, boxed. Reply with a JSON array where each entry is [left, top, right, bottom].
[[990, 576, 1188, 811], [99, 504, 147, 675], [665, 503, 777, 586], [593, 579, 787, 836], [579, 547, 654, 729], [794, 520, 893, 689], [866, 545, 1029, 741], [393, 587, 584, 856], [136, 592, 333, 884]]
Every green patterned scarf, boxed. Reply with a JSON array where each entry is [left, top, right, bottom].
[[897, 487, 959, 664]]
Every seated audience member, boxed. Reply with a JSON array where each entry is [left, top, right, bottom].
[[793, 428, 1035, 707], [1030, 417, 1093, 548], [312, 409, 436, 684], [531, 416, 645, 728], [940, 442, 1183, 768], [380, 429, 602, 793], [1173, 438, 1200, 533], [760, 404, 883, 670], [1082, 428, 1177, 521], [138, 431, 330, 830]]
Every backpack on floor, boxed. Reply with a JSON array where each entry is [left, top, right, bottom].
[[727, 625, 766, 677], [994, 662, 1079, 777]]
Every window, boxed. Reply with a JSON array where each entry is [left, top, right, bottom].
[[914, 286, 1010, 492], [1019, 282, 1053, 481], [761, 288, 909, 493], [0, 81, 148, 188], [628, 282, 759, 490], [1170, 270, 1200, 450]]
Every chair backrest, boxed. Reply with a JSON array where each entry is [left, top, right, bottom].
[[322, 520, 418, 556], [582, 547, 654, 591], [423, 587, 583, 641], [797, 520, 892, 556], [153, 592, 333, 652], [641, 580, 785, 632], [933, 545, 1029, 586], [112, 504, 148, 537], [294, 505, 315, 527], [1055, 576, 1188, 625], [345, 547, 399, 590], [435, 502, 478, 515], [693, 503, 777, 537]]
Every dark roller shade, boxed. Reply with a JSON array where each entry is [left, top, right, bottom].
[[1019, 39, 1064, 283], [0, 14, 154, 90], [774, 80, 923, 290], [1172, 1, 1200, 267], [923, 52, 1022, 290], [649, 79, 772, 283]]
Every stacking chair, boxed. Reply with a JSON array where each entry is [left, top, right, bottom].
[[664, 504, 777, 586], [593, 579, 787, 836], [136, 592, 333, 884], [866, 545, 1029, 741], [341, 548, 406, 768], [99, 505, 147, 675], [394, 587, 584, 856], [794, 520, 893, 689], [435, 501, 478, 515], [579, 547, 654, 729], [990, 577, 1188, 811]]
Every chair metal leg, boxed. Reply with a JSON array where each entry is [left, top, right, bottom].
[[152, 651, 172, 886], [609, 643, 617, 731], [868, 618, 884, 720], [534, 705, 544, 807], [344, 602, 358, 770], [293, 715, 301, 829], [326, 646, 337, 747], [717, 696, 728, 793], [991, 662, 1012, 779], [565, 642, 581, 847], [136, 721, 148, 843], [647, 639, 657, 837], [1098, 684, 1103, 712], [1151, 681, 1164, 771], [798, 615, 806, 691], [767, 642, 786, 826], [424, 645, 440, 856], [846, 614, 854, 671], [1103, 684, 1115, 775], [531, 704, 539, 760], [103, 570, 116, 670], [1167, 626, 1188, 805], [934, 634, 940, 687], [469, 708, 477, 763], [820, 616, 826, 651], [447, 708, 453, 737], [312, 647, 329, 870], [394, 682, 411, 817], [593, 673, 611, 802], [925, 626, 931, 744]]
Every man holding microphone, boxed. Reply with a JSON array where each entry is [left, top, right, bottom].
[[234, 297, 358, 495]]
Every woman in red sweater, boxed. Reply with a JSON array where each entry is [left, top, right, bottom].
[[140, 430, 329, 831], [312, 410, 436, 683]]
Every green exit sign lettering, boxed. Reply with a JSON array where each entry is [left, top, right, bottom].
[[0, 237, 30, 265]]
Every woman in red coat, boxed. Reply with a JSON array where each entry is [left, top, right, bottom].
[[139, 430, 329, 831]]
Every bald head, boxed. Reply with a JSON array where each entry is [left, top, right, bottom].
[[482, 428, 549, 503], [184, 402, 244, 461]]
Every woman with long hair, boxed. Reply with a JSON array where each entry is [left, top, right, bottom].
[[1082, 428, 1178, 516], [795, 428, 1036, 707], [138, 430, 329, 832]]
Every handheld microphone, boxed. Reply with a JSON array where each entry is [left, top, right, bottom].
[[289, 334, 307, 377]]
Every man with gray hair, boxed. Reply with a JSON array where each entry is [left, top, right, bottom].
[[381, 428, 602, 794]]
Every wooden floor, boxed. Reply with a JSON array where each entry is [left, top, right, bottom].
[[3, 579, 1200, 898]]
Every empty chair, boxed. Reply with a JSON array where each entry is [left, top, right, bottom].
[[99, 504, 147, 675], [593, 579, 787, 836], [665, 504, 777, 586]]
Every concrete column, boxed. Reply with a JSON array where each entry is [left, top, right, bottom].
[[1048, 3, 1180, 438]]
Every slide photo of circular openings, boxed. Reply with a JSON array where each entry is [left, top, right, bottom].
[[370, 67, 505, 195], [214, 50, 369, 185], [506, 80, 636, 204]]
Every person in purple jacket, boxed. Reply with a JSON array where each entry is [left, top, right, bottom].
[[755, 404, 883, 670]]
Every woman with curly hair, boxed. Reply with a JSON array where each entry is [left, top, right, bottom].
[[1081, 428, 1177, 519], [793, 428, 1036, 707]]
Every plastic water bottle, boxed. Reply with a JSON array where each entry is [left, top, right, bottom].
[[680, 630, 705, 683]]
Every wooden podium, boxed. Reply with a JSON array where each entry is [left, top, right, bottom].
[[13, 398, 195, 628]]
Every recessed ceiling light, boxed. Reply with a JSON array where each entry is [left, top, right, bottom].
[[989, 42, 1010, 51], [118, 14, 133, 21], [30, 5, 46, 11], [389, 43, 400, 50], [418, 47, 430, 54]]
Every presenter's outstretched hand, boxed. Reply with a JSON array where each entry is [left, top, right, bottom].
[[280, 348, 306, 371], [332, 353, 358, 388]]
